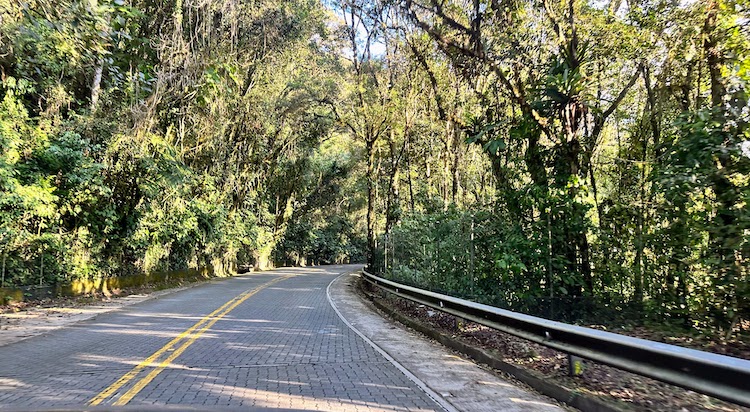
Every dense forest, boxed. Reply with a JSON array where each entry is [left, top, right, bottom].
[[0, 0, 748, 334]]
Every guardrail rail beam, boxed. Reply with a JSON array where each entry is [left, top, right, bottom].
[[361, 270, 750, 407]]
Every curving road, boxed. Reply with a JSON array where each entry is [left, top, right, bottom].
[[0, 265, 440, 411]]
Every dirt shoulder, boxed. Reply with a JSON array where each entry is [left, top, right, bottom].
[[0, 281, 204, 347]]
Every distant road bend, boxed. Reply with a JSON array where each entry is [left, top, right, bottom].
[[0, 265, 441, 410]]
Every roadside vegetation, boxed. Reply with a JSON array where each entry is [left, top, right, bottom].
[[1, 0, 748, 340]]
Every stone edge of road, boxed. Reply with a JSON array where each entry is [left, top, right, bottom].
[[326, 270, 459, 412], [0, 274, 239, 348]]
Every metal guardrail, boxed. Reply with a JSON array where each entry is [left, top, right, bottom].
[[362, 270, 750, 407]]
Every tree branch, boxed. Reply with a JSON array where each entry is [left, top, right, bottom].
[[592, 65, 641, 140], [404, 1, 552, 136]]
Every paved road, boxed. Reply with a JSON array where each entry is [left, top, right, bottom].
[[0, 265, 440, 411]]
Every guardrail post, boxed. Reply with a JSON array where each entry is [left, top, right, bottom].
[[568, 354, 584, 377]]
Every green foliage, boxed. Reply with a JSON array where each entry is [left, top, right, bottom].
[[1, 0, 749, 338], [381, 207, 619, 322], [273, 134, 367, 266], [0, 0, 359, 288], [373, 0, 750, 335], [654, 106, 750, 328]]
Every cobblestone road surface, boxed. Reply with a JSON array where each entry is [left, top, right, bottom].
[[0, 265, 440, 411]]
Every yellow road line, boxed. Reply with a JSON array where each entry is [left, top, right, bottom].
[[89, 275, 290, 406], [88, 296, 236, 406]]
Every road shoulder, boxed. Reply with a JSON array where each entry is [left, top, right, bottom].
[[0, 283, 201, 347], [327, 271, 565, 412]]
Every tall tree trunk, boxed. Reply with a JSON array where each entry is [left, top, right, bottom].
[[406, 139, 415, 213], [704, 0, 742, 331], [89, 0, 110, 113], [90, 60, 103, 112], [525, 133, 547, 192], [366, 138, 377, 268], [449, 119, 461, 204], [704, 0, 724, 109], [442, 133, 450, 207], [634, 168, 645, 304], [555, 102, 593, 296], [385, 134, 402, 235]]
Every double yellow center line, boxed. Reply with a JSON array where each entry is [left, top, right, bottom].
[[89, 275, 291, 406]]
